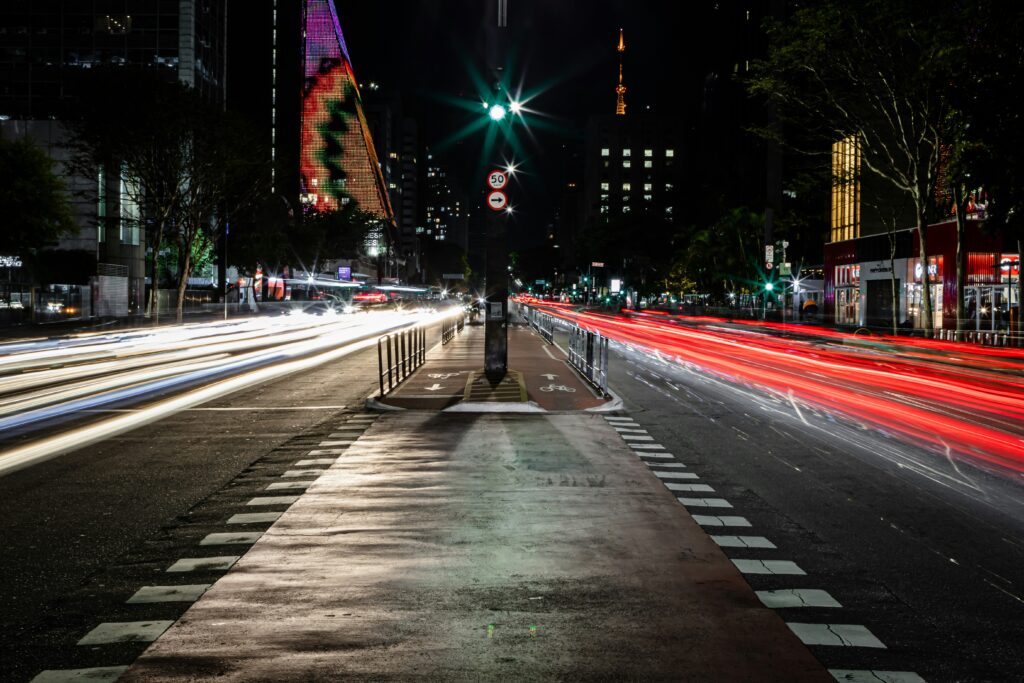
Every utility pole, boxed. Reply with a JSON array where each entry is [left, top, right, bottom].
[[483, 0, 509, 381]]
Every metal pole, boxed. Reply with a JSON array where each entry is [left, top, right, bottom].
[[386, 335, 393, 392]]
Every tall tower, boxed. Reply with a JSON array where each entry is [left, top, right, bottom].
[[615, 28, 627, 116]]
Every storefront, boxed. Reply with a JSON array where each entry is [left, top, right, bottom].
[[824, 219, 1013, 333]]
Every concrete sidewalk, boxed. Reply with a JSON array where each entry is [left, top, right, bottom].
[[378, 322, 609, 412], [120, 412, 828, 681]]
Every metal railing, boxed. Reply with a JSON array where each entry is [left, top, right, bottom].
[[377, 325, 426, 397], [527, 306, 556, 344], [441, 309, 467, 345], [568, 324, 610, 397]]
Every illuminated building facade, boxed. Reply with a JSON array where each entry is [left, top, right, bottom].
[[299, 0, 392, 237]]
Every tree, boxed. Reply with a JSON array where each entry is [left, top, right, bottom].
[[750, 0, 959, 335], [0, 136, 76, 252], [66, 73, 196, 322]]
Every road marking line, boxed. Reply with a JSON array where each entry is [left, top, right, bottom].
[[31, 666, 129, 682], [732, 559, 805, 575], [266, 481, 315, 490], [652, 471, 698, 480], [307, 449, 347, 456], [283, 469, 328, 477], [647, 462, 686, 468], [787, 623, 886, 648], [757, 589, 841, 609], [711, 535, 776, 549], [665, 482, 715, 493], [294, 458, 335, 466], [828, 670, 925, 682], [637, 452, 674, 459], [328, 430, 364, 437], [127, 584, 210, 604], [199, 532, 261, 546], [613, 427, 647, 433], [246, 496, 300, 506], [318, 440, 354, 447], [691, 515, 751, 527], [541, 344, 558, 360], [678, 497, 733, 508], [166, 556, 239, 573], [77, 621, 173, 645], [603, 416, 634, 422], [621, 434, 655, 441], [630, 443, 666, 450], [228, 512, 283, 524]]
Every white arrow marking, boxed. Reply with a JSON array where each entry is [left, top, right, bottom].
[[541, 373, 558, 380], [425, 384, 444, 391]]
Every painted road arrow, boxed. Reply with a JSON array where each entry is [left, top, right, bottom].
[[542, 374, 559, 380], [425, 384, 444, 391]]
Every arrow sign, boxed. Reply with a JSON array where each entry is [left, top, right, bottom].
[[487, 190, 508, 211], [541, 373, 559, 380], [425, 383, 444, 391]]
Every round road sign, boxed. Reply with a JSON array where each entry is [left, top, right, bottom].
[[487, 169, 509, 190], [487, 190, 508, 211]]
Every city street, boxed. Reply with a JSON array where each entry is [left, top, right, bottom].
[[538, 305, 1024, 681]]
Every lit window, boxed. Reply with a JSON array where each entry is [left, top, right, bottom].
[[644, 160, 653, 168], [665, 149, 675, 157], [644, 149, 653, 157], [97, 166, 106, 243], [643, 183, 652, 191], [665, 183, 673, 191], [623, 148, 632, 157], [600, 205, 609, 214], [622, 182, 631, 191], [665, 206, 674, 214], [623, 160, 631, 168], [601, 148, 610, 157], [623, 205, 631, 213], [600, 194, 609, 202], [643, 194, 652, 201], [831, 134, 861, 242], [119, 164, 140, 246], [623, 194, 630, 202], [600, 182, 609, 191]]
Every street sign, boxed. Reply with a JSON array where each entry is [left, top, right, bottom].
[[610, 278, 621, 293], [766, 262, 774, 271], [779, 262, 792, 276], [591, 261, 605, 267], [765, 245, 774, 263], [487, 169, 508, 190], [487, 190, 508, 211]]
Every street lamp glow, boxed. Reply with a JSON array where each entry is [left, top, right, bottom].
[[488, 104, 507, 121], [505, 205, 514, 215], [509, 100, 523, 114], [765, 282, 775, 292], [504, 162, 518, 175]]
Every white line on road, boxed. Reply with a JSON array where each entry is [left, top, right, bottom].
[[787, 623, 886, 648], [652, 471, 698, 480], [294, 459, 335, 466], [127, 584, 210, 604], [664, 483, 715, 493], [677, 497, 733, 508], [31, 666, 129, 682], [77, 621, 173, 645], [199, 532, 261, 546], [282, 469, 328, 477], [757, 589, 841, 608], [828, 670, 925, 682], [647, 461, 686, 468], [691, 515, 751, 527], [630, 443, 666, 450], [711, 535, 776, 549], [620, 434, 655, 441], [227, 512, 283, 524], [732, 559, 805, 575], [266, 481, 315, 490], [166, 556, 239, 573], [246, 496, 300, 506]]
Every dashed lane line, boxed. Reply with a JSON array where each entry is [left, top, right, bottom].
[[31, 665, 129, 682], [266, 481, 315, 490], [787, 623, 886, 649], [732, 559, 806, 575], [294, 458, 337, 466], [282, 468, 329, 477], [227, 512, 283, 524], [76, 621, 173, 646], [199, 532, 262, 546], [757, 589, 841, 609], [711, 535, 777, 549], [691, 515, 751, 527], [126, 585, 210, 604], [828, 670, 925, 682], [677, 497, 733, 508], [166, 557, 239, 573], [664, 482, 715, 493], [652, 471, 699, 480]]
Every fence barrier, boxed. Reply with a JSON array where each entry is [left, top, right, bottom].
[[568, 324, 610, 397], [526, 306, 555, 344], [441, 309, 468, 345], [377, 325, 426, 397]]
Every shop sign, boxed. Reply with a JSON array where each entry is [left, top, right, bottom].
[[0, 255, 23, 268], [914, 263, 939, 279]]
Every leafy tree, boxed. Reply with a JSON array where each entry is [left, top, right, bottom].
[[66, 73, 197, 322], [749, 0, 959, 335], [0, 136, 77, 252]]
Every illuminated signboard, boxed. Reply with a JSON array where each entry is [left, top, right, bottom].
[[337, 266, 352, 281]]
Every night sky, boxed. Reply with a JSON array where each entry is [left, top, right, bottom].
[[230, 1, 726, 245]]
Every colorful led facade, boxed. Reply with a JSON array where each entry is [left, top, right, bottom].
[[300, 0, 392, 224]]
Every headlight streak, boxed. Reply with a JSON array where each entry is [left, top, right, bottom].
[[0, 308, 458, 477], [533, 304, 1024, 475]]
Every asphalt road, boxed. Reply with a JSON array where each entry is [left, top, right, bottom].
[[599, 334, 1024, 682], [0, 340, 383, 681]]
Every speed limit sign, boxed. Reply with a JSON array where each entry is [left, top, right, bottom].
[[487, 190, 508, 211], [487, 169, 508, 190]]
